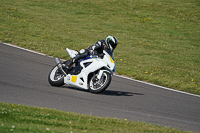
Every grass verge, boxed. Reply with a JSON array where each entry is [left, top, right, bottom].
[[0, 0, 199, 94], [0, 102, 192, 133]]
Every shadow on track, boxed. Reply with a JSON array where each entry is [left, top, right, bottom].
[[101, 90, 144, 96], [61, 85, 144, 96]]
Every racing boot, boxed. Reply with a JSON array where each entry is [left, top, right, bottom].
[[66, 59, 75, 70]]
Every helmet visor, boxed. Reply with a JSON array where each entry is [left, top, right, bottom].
[[109, 41, 116, 49]]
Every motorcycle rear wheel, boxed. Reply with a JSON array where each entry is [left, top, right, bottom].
[[89, 71, 111, 94], [48, 65, 65, 87]]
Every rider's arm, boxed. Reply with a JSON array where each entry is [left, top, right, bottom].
[[88, 40, 105, 55], [90, 41, 102, 50]]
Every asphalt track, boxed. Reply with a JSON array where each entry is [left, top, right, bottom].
[[0, 43, 200, 132]]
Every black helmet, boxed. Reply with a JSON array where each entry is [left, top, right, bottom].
[[105, 35, 118, 51]]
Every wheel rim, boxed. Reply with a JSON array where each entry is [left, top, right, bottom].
[[50, 66, 64, 81], [89, 73, 108, 90]]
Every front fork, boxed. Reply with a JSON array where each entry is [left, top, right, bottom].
[[97, 70, 104, 80]]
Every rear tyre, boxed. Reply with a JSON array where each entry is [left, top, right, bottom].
[[48, 65, 64, 87], [89, 71, 111, 94]]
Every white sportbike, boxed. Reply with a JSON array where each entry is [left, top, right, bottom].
[[48, 48, 117, 93]]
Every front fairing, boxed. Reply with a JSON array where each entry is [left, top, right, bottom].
[[103, 50, 117, 73]]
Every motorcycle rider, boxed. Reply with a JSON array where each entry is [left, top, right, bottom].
[[66, 35, 118, 69]]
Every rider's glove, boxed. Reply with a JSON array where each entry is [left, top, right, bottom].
[[89, 50, 95, 55]]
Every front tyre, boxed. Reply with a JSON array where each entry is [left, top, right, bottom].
[[48, 65, 64, 87], [89, 71, 111, 94]]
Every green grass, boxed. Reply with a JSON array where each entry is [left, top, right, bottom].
[[0, 0, 199, 95], [0, 102, 192, 133]]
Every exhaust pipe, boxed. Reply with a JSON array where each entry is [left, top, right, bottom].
[[55, 57, 62, 69], [54, 57, 67, 76]]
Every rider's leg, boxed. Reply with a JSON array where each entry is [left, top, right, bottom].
[[66, 49, 88, 69]]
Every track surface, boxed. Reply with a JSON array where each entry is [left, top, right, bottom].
[[0, 43, 200, 132]]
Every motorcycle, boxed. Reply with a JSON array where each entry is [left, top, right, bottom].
[[48, 48, 117, 93]]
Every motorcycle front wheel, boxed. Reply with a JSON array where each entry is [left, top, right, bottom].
[[48, 65, 65, 87], [89, 71, 111, 94]]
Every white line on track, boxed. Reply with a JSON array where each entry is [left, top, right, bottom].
[[1, 42, 200, 98], [1, 42, 46, 56], [114, 74, 200, 98]]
